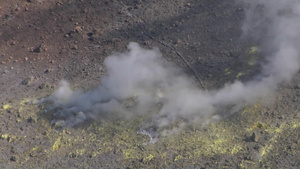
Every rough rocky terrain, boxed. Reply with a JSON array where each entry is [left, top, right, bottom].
[[0, 0, 299, 168]]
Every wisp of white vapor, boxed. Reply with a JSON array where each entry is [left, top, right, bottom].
[[40, 0, 300, 134]]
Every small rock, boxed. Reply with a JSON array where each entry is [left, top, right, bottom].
[[294, 85, 300, 89], [27, 116, 37, 123], [252, 132, 259, 142], [69, 153, 76, 158], [44, 69, 50, 74], [88, 37, 94, 41], [39, 83, 49, 89], [73, 26, 82, 33], [92, 28, 103, 35], [10, 41, 16, 45], [21, 76, 34, 85], [52, 120, 66, 131], [87, 32, 94, 37], [11, 147, 16, 153], [10, 156, 17, 162], [237, 8, 244, 11], [143, 41, 150, 46], [33, 44, 47, 53], [83, 8, 88, 13], [245, 132, 259, 142], [72, 45, 78, 50], [56, 1, 63, 5]]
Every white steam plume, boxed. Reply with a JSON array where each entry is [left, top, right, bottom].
[[41, 0, 300, 134]]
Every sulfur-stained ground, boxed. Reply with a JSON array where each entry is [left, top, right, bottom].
[[0, 0, 299, 168]]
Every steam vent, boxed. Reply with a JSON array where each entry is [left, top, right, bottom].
[[0, 0, 299, 168]]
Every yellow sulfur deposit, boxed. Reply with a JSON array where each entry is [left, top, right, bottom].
[[2, 104, 11, 110]]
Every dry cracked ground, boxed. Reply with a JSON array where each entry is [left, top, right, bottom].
[[0, 0, 299, 168]]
